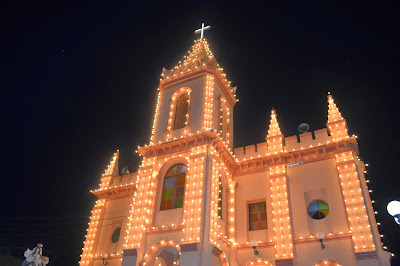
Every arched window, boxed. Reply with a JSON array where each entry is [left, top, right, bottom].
[[219, 102, 224, 133], [111, 227, 121, 243], [173, 93, 189, 130], [218, 97, 230, 144], [160, 164, 186, 210], [218, 176, 223, 219]]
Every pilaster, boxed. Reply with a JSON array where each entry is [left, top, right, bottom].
[[80, 199, 107, 266], [182, 153, 206, 242], [124, 163, 157, 249], [335, 151, 375, 253], [269, 164, 294, 261]]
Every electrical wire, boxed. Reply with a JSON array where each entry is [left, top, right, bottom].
[[0, 216, 90, 220], [1, 229, 85, 237], [1, 221, 89, 227], [0, 215, 130, 239], [0, 215, 128, 225], [0, 209, 130, 221]]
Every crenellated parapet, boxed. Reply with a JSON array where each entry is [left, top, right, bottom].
[[234, 142, 268, 161], [284, 128, 331, 151], [234, 128, 333, 161], [235, 93, 350, 162], [233, 136, 359, 176]]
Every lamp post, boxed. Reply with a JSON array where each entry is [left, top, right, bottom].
[[387, 200, 400, 225], [316, 232, 326, 250], [250, 240, 259, 256], [101, 253, 109, 265]]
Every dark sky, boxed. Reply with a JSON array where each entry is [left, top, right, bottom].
[[3, 2, 400, 265]]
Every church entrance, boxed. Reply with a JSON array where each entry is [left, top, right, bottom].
[[149, 247, 180, 266]]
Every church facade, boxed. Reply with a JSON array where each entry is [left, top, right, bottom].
[[79, 37, 390, 266]]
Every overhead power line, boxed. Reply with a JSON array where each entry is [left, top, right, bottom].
[[0, 209, 130, 221]]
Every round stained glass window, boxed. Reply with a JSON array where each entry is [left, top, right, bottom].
[[308, 200, 329, 220], [111, 227, 121, 243]]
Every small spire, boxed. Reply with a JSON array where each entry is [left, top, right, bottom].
[[326, 93, 349, 141], [327, 93, 344, 123], [171, 38, 214, 70], [267, 108, 282, 137], [103, 150, 119, 176]]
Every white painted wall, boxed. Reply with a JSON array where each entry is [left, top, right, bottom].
[[287, 159, 350, 238]]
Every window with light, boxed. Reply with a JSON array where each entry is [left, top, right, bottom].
[[173, 93, 189, 130], [160, 164, 186, 210], [218, 176, 223, 219], [249, 202, 267, 231], [308, 200, 329, 220], [111, 227, 121, 243]]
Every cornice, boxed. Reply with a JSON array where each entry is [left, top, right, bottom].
[[293, 232, 352, 244], [94, 134, 359, 198], [236, 240, 275, 250], [160, 65, 237, 106], [145, 224, 185, 235], [139, 132, 359, 177], [234, 137, 359, 176], [160, 66, 208, 90], [138, 131, 238, 173], [91, 183, 136, 199]]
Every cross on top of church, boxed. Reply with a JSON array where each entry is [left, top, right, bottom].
[[194, 23, 211, 39]]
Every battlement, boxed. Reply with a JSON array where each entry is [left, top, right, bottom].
[[285, 128, 330, 151], [234, 128, 331, 161], [110, 172, 138, 188], [234, 142, 268, 161]]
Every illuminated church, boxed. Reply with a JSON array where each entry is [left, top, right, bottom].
[[79, 27, 390, 266]]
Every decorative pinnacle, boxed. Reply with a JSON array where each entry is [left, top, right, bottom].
[[327, 93, 344, 123], [267, 108, 282, 137], [103, 150, 119, 176]]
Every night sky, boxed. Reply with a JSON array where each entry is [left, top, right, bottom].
[[3, 2, 400, 265]]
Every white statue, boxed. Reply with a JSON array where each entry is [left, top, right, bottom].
[[22, 243, 49, 266]]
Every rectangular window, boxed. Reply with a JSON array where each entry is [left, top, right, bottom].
[[218, 176, 223, 219], [161, 174, 185, 210], [219, 100, 223, 133], [249, 202, 267, 231]]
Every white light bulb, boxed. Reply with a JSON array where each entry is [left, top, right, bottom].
[[387, 200, 400, 216], [250, 240, 258, 247], [316, 232, 324, 240]]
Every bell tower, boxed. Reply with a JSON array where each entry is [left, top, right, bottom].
[[121, 27, 239, 266], [150, 38, 237, 149]]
